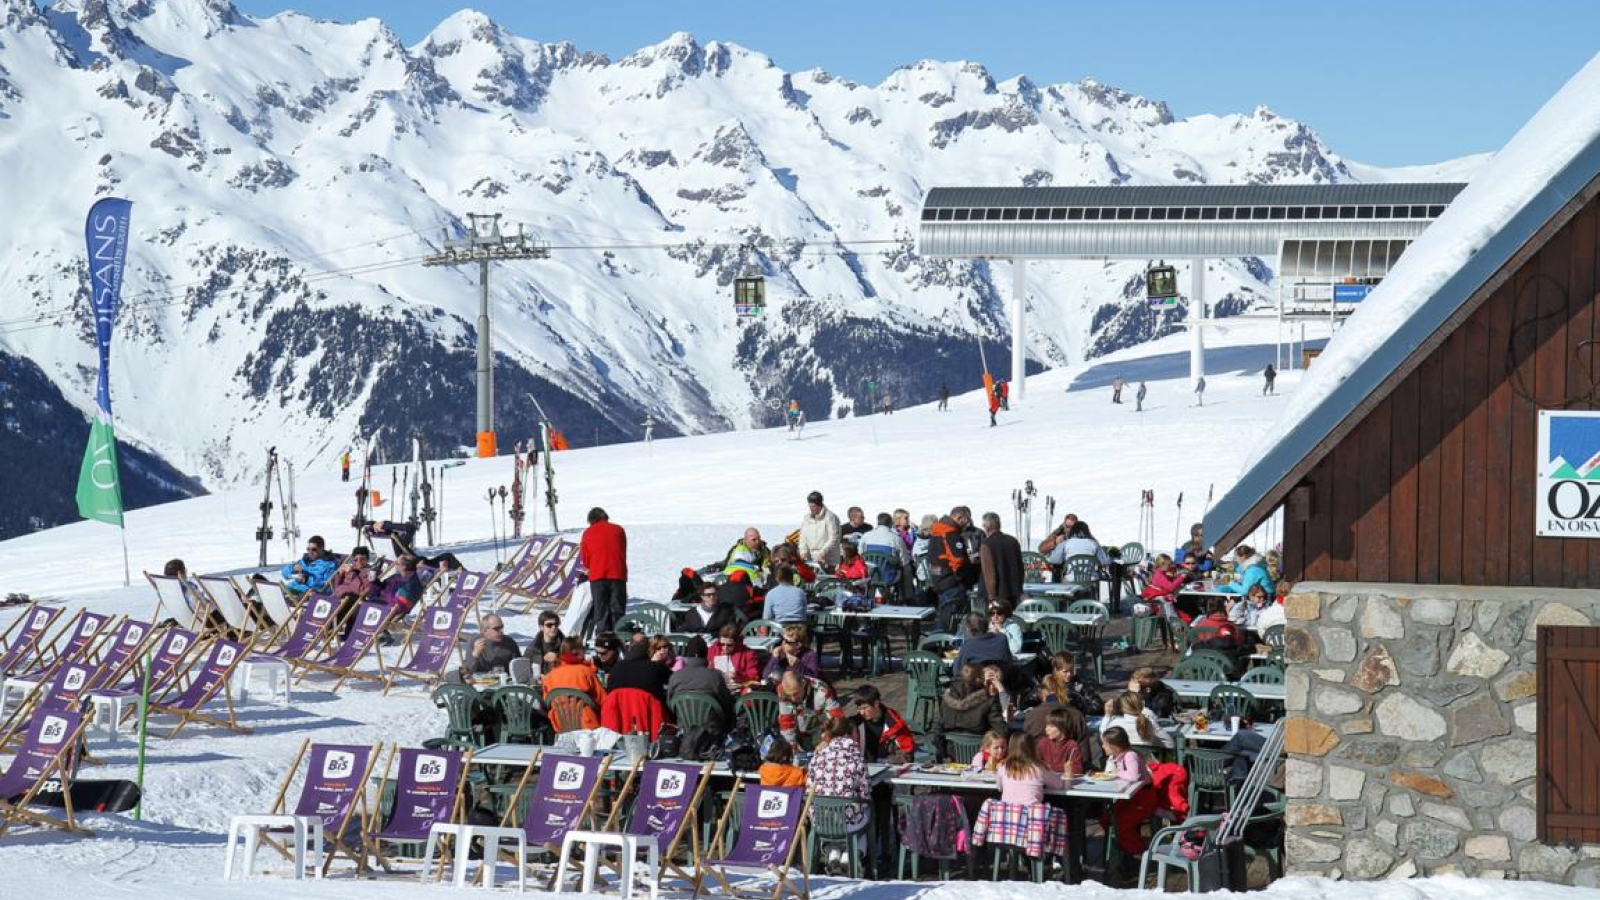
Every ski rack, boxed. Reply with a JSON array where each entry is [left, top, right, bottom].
[[1218, 720, 1284, 843]]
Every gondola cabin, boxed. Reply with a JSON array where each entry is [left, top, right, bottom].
[[1146, 262, 1179, 308], [733, 274, 766, 319]]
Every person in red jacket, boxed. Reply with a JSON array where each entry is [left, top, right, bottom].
[[851, 684, 916, 762], [580, 506, 628, 639]]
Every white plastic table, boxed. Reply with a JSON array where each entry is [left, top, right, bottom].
[[1164, 678, 1285, 703]]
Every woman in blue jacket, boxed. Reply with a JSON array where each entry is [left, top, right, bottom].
[[1216, 544, 1273, 601]]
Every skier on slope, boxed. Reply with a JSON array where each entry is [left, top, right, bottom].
[[1112, 375, 1125, 405], [988, 386, 1001, 427], [786, 399, 801, 431], [340, 450, 350, 482], [1263, 364, 1277, 396], [1195, 376, 1207, 407], [938, 383, 950, 411], [1136, 381, 1147, 412]]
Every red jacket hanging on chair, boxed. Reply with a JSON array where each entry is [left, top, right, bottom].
[[601, 686, 665, 739]]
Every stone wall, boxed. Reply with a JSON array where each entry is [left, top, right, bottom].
[[1282, 581, 1600, 884]]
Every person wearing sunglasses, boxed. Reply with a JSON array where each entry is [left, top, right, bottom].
[[763, 624, 820, 685], [279, 535, 338, 596], [684, 585, 736, 634], [464, 614, 521, 676], [522, 611, 565, 668]]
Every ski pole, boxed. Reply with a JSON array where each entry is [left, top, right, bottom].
[[487, 488, 500, 564]]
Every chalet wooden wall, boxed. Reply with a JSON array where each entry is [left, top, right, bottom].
[[1285, 191, 1600, 586]]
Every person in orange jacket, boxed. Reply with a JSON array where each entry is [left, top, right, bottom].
[[542, 636, 606, 730]]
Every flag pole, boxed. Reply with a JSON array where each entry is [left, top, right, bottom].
[[133, 647, 152, 820], [112, 403, 130, 587]]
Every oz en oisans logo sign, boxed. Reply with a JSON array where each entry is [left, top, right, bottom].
[[1537, 411, 1600, 536]]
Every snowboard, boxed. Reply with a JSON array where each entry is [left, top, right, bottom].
[[22, 778, 142, 813]]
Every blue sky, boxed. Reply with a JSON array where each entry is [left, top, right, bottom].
[[231, 0, 1599, 167]]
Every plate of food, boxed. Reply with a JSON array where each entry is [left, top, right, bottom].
[[1086, 772, 1118, 782]]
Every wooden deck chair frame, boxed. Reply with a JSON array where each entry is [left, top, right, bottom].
[[194, 575, 271, 639], [497, 542, 580, 613], [360, 743, 473, 875], [495, 534, 559, 588], [0, 712, 94, 839], [379, 608, 469, 695], [0, 614, 123, 745], [103, 627, 210, 729], [692, 782, 811, 900], [263, 593, 344, 664], [0, 604, 61, 673], [147, 636, 256, 737], [257, 739, 382, 876], [293, 605, 399, 691], [34, 609, 115, 670], [599, 759, 713, 888], [250, 581, 301, 646], [497, 751, 614, 889], [144, 572, 215, 634]]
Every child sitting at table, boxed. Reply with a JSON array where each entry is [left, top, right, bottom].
[[759, 736, 807, 787], [1037, 707, 1084, 778], [970, 729, 1008, 771], [834, 542, 868, 581], [996, 733, 1063, 803], [1101, 726, 1151, 787]]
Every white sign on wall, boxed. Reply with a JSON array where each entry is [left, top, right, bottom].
[[1537, 410, 1600, 537]]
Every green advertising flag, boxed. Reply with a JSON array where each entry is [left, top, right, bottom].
[[76, 416, 124, 526]]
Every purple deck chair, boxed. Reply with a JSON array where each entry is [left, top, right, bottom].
[[148, 637, 252, 736], [266, 594, 340, 662], [0, 605, 63, 674], [509, 752, 609, 855], [294, 601, 395, 690], [47, 611, 114, 665], [442, 571, 489, 612], [620, 761, 713, 885], [88, 618, 154, 682], [499, 542, 579, 611], [694, 785, 811, 900], [103, 628, 197, 696], [363, 746, 467, 871], [0, 708, 91, 838], [231, 741, 380, 876], [383, 606, 466, 694], [495, 535, 557, 589]]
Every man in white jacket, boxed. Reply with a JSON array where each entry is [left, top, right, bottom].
[[797, 490, 842, 570]]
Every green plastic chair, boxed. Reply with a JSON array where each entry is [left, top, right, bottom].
[[1188, 648, 1234, 670], [431, 683, 485, 748], [1261, 624, 1287, 650], [1172, 655, 1228, 682], [903, 651, 947, 731], [668, 691, 723, 731], [1062, 555, 1100, 589], [808, 796, 872, 878], [862, 552, 903, 603], [738, 690, 781, 735], [810, 610, 854, 674], [1017, 599, 1059, 617], [1241, 665, 1284, 685], [1130, 615, 1163, 651], [1168, 617, 1193, 653], [942, 731, 985, 764], [490, 685, 544, 744], [544, 687, 599, 734], [918, 632, 959, 654], [1118, 543, 1147, 566], [894, 795, 953, 880], [1033, 616, 1080, 658], [631, 603, 675, 634], [1208, 684, 1258, 720], [1139, 812, 1225, 891], [1066, 600, 1109, 621], [742, 618, 781, 640], [1181, 747, 1239, 813], [1021, 551, 1050, 585], [614, 613, 661, 640]]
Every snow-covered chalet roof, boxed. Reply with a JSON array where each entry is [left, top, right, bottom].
[[1206, 51, 1600, 550]]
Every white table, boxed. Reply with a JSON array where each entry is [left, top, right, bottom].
[[1180, 722, 1273, 745], [833, 605, 934, 622], [1014, 610, 1104, 626], [888, 766, 1141, 802], [1165, 678, 1286, 703], [1022, 583, 1092, 598], [468, 744, 896, 782]]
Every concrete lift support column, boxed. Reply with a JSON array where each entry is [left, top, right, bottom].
[[1012, 258, 1027, 403]]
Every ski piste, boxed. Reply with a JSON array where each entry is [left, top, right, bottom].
[[255, 447, 277, 567]]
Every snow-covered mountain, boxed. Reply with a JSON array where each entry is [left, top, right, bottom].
[[0, 0, 1478, 530]]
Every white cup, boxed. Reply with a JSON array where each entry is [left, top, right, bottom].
[[577, 732, 597, 758], [1229, 716, 1241, 732]]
